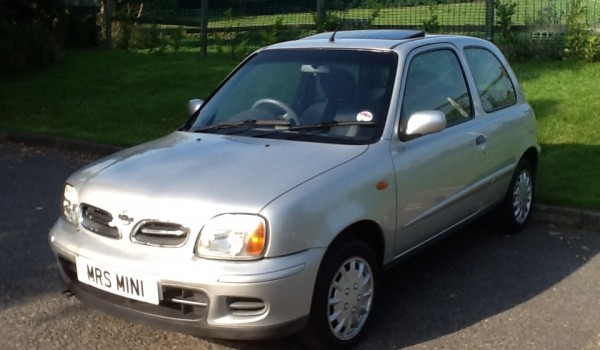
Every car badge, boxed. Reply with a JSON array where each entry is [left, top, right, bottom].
[[118, 211, 134, 225]]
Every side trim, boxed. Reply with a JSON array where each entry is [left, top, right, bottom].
[[492, 162, 516, 184], [392, 210, 481, 263], [404, 175, 492, 228]]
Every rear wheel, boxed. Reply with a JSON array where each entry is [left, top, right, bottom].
[[499, 159, 534, 232], [303, 238, 378, 349]]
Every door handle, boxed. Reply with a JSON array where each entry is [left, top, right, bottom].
[[475, 135, 487, 145]]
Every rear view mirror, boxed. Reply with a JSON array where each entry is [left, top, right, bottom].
[[187, 99, 204, 117], [301, 64, 330, 74], [404, 110, 446, 139]]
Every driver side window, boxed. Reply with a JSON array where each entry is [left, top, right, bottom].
[[401, 49, 472, 130]]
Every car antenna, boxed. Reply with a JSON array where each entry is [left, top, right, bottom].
[[329, 25, 339, 42]]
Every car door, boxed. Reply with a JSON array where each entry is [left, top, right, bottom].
[[463, 46, 532, 205], [391, 45, 492, 255]]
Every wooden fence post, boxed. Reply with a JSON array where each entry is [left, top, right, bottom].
[[200, 0, 208, 58], [317, 0, 326, 29]]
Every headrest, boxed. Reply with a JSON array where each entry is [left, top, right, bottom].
[[320, 68, 355, 101]]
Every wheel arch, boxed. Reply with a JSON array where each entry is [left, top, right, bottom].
[[521, 146, 540, 177], [327, 220, 385, 268], [303, 220, 384, 348]]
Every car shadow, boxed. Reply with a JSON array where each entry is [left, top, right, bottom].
[[527, 98, 559, 121], [207, 215, 600, 350], [363, 217, 600, 348]]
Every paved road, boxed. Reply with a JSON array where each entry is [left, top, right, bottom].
[[1, 141, 600, 350]]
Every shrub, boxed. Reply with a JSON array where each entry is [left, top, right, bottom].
[[260, 17, 284, 46], [495, 0, 517, 43], [563, 0, 599, 62], [314, 11, 342, 32], [0, 0, 66, 73], [421, 4, 441, 33]]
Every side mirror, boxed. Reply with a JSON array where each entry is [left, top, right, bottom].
[[187, 99, 204, 117], [404, 110, 446, 138]]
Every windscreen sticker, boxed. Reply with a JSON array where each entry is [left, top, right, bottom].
[[357, 111, 374, 122]]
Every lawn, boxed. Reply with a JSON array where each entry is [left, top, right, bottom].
[[0, 50, 239, 146], [202, 0, 599, 28], [0, 49, 599, 210], [513, 61, 600, 209]]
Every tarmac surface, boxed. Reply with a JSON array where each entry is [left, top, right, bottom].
[[1, 136, 600, 349]]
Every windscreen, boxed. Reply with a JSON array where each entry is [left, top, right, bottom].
[[188, 49, 398, 145]]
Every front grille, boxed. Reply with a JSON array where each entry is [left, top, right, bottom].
[[80, 204, 119, 239], [58, 257, 208, 321], [131, 221, 189, 247]]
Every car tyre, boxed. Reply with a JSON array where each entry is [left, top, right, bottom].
[[302, 238, 378, 350], [498, 159, 534, 232]]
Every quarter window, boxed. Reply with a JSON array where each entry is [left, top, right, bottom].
[[464, 48, 517, 112], [401, 49, 472, 129]]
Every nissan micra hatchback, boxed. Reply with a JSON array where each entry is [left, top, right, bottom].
[[50, 30, 539, 349]]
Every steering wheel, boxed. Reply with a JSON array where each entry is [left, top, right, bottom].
[[251, 98, 300, 125]]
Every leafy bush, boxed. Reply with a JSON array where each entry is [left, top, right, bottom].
[[113, 12, 185, 55], [115, 17, 134, 50], [260, 17, 285, 46], [0, 0, 66, 73], [314, 10, 342, 32], [532, 5, 563, 26], [495, 32, 534, 61], [495, 0, 517, 42], [563, 0, 599, 62], [171, 26, 185, 52], [65, 6, 99, 48], [421, 4, 441, 33]]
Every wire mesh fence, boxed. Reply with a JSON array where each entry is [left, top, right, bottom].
[[112, 0, 599, 59]]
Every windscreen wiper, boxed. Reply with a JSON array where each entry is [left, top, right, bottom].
[[194, 119, 291, 133], [288, 120, 374, 131], [250, 120, 375, 139]]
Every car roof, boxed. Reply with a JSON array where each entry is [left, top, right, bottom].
[[303, 29, 426, 41], [265, 30, 490, 52]]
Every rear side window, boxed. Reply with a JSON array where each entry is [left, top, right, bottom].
[[464, 48, 517, 113]]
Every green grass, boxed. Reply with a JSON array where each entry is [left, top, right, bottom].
[[0, 50, 238, 146], [0, 50, 599, 210], [199, 0, 599, 28], [513, 61, 600, 209]]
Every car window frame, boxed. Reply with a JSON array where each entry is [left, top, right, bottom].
[[397, 44, 474, 141]]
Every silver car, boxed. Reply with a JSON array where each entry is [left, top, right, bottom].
[[50, 30, 540, 349]]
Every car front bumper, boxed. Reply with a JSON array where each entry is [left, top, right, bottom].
[[49, 218, 324, 340]]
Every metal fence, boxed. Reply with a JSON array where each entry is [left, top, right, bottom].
[[112, 0, 599, 58]]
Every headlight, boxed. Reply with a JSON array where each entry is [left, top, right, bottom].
[[62, 184, 79, 225], [196, 214, 267, 260]]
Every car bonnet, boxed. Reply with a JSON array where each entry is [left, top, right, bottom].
[[68, 131, 368, 218]]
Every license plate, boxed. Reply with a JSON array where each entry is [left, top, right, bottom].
[[76, 256, 160, 305]]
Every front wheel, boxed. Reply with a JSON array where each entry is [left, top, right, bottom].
[[498, 159, 535, 232], [303, 238, 378, 349]]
